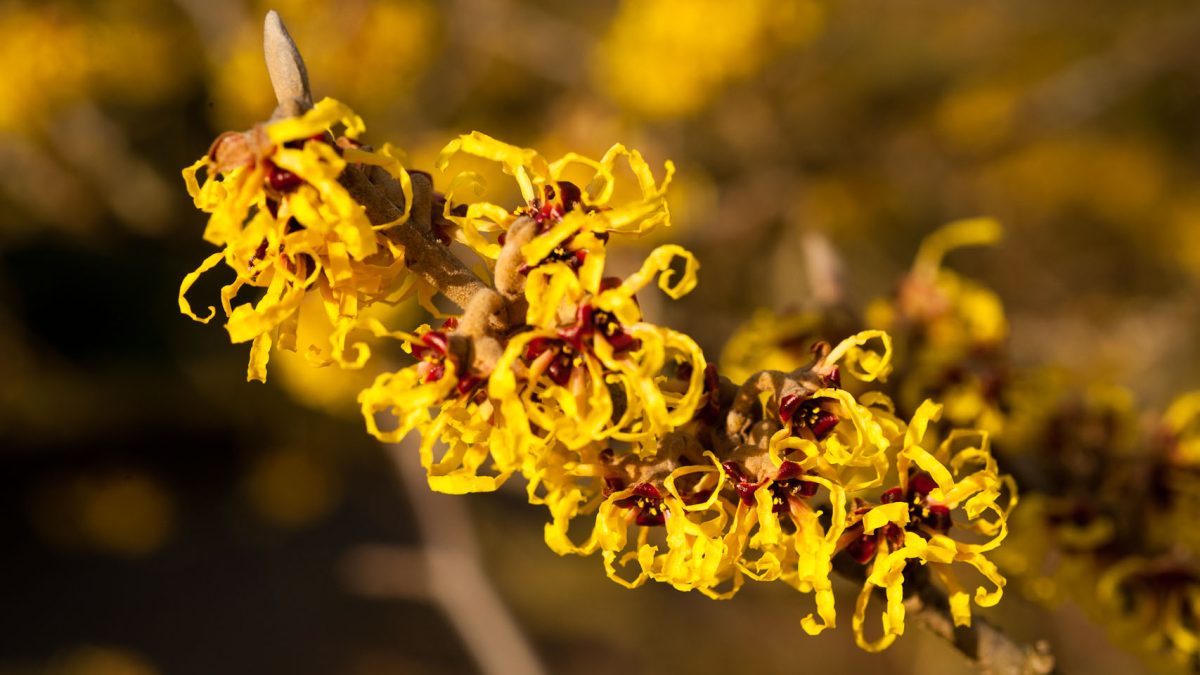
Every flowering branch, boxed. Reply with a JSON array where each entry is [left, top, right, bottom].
[[179, 11, 1053, 671]]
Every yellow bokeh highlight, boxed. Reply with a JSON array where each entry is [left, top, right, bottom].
[[0, 2, 191, 133], [50, 645, 159, 675], [594, 0, 824, 119], [244, 449, 341, 528], [30, 472, 174, 558]]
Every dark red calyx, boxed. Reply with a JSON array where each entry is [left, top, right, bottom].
[[603, 476, 625, 496], [545, 351, 574, 387], [599, 276, 624, 293], [683, 488, 713, 505], [631, 483, 661, 500], [496, 231, 507, 246], [635, 506, 667, 527], [793, 400, 839, 440], [441, 317, 459, 331], [734, 481, 759, 506], [721, 461, 747, 483], [796, 479, 819, 497], [432, 222, 454, 246], [250, 239, 269, 266], [534, 198, 562, 227], [616, 482, 667, 526], [880, 487, 904, 504], [420, 331, 450, 357], [907, 472, 938, 500], [779, 393, 804, 424], [267, 161, 303, 193], [531, 182, 583, 226], [777, 477, 819, 498], [605, 330, 639, 354], [883, 523, 905, 549], [411, 331, 450, 363], [810, 411, 839, 440], [776, 461, 804, 482], [922, 505, 952, 533], [524, 336, 556, 362], [847, 533, 878, 564], [556, 304, 595, 351], [556, 181, 583, 211], [722, 458, 771, 507], [455, 374, 483, 396], [774, 463, 819, 501]]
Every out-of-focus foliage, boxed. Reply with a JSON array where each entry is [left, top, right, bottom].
[[3, 0, 1200, 673]]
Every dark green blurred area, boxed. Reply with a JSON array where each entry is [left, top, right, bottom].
[[2, 0, 1197, 672]]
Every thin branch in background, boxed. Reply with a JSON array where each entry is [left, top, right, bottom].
[[338, 441, 548, 675], [385, 439, 547, 675], [802, 229, 845, 308]]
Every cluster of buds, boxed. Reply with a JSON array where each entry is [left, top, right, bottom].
[[179, 14, 1019, 657]]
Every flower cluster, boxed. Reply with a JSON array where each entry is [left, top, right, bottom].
[[1015, 388, 1200, 666], [184, 103, 1015, 652], [717, 217, 1200, 667], [568, 343, 1013, 652], [359, 133, 704, 488], [179, 98, 417, 381]]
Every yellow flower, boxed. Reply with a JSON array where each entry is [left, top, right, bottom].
[[357, 323, 512, 493], [594, 0, 823, 118], [865, 217, 1010, 433], [1097, 557, 1200, 664], [723, 458, 847, 634], [591, 453, 743, 598], [846, 401, 1013, 651], [179, 97, 417, 381], [489, 245, 706, 456], [435, 132, 674, 261]]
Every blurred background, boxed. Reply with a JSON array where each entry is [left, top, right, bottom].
[[3, 0, 1200, 672]]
